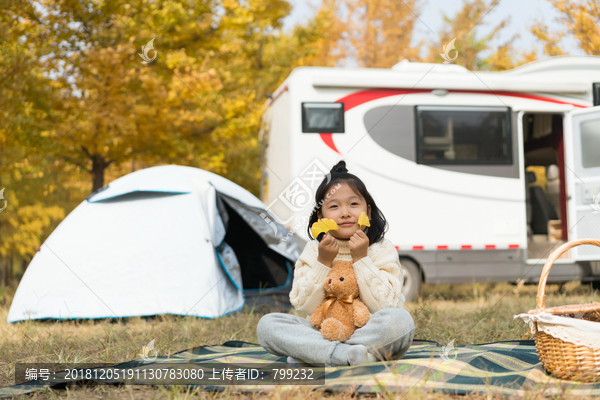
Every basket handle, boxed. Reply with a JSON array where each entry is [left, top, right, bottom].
[[535, 238, 600, 312]]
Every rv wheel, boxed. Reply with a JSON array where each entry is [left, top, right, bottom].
[[400, 258, 421, 302]]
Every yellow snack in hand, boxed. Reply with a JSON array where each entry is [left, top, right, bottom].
[[310, 218, 339, 239], [358, 212, 370, 228]]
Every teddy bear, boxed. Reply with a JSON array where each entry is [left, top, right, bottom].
[[310, 260, 370, 342]]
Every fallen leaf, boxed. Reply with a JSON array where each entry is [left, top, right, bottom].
[[358, 212, 370, 228], [310, 218, 339, 239]]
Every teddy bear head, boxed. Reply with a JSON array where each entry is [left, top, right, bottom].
[[323, 260, 359, 298]]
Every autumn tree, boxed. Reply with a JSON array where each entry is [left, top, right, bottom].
[[351, 0, 423, 67], [276, 0, 422, 69], [0, 0, 71, 285], [424, 0, 536, 71], [36, 0, 336, 195], [38, 0, 227, 192], [530, 0, 600, 56], [291, 0, 348, 67]]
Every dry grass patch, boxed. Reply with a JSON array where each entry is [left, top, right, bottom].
[[1, 281, 599, 399]]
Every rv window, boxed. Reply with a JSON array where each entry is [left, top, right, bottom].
[[302, 102, 345, 133], [416, 106, 512, 165], [593, 83, 600, 106], [580, 119, 600, 168]]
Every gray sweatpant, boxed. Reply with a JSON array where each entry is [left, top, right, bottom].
[[257, 308, 415, 367]]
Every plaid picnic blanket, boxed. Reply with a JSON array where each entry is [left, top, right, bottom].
[[2, 339, 600, 398]]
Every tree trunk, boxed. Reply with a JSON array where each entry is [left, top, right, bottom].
[[8, 254, 13, 286], [1, 258, 6, 287], [0, 148, 3, 260], [91, 154, 111, 193]]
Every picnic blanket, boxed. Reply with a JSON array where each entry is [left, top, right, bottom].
[[2, 339, 600, 398]]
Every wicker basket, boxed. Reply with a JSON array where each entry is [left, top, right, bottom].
[[527, 238, 600, 382]]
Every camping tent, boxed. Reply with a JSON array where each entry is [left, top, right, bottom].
[[7, 165, 300, 322]]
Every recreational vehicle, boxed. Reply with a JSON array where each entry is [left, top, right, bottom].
[[259, 56, 600, 301]]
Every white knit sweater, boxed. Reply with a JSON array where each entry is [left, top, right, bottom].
[[289, 236, 406, 314]]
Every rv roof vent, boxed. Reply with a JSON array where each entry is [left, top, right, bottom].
[[391, 59, 469, 73]]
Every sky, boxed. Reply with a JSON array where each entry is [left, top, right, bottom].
[[282, 0, 585, 65]]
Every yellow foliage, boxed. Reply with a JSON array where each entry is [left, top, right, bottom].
[[345, 0, 422, 67], [423, 0, 537, 71], [310, 218, 339, 239], [0, 186, 66, 259], [531, 0, 600, 56], [358, 212, 370, 228], [529, 21, 566, 56]]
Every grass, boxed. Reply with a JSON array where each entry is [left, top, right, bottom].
[[1, 280, 599, 399]]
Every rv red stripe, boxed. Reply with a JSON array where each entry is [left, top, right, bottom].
[[398, 244, 521, 250], [338, 89, 430, 112], [319, 88, 588, 153], [451, 89, 587, 108], [336, 88, 588, 112], [319, 133, 340, 153]]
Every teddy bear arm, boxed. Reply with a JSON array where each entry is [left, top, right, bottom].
[[353, 300, 370, 328], [310, 304, 326, 328]]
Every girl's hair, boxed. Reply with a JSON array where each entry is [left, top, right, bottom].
[[306, 160, 388, 244]]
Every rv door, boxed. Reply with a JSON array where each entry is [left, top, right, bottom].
[[564, 106, 600, 260]]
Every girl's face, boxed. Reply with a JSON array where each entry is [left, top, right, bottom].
[[317, 182, 371, 240]]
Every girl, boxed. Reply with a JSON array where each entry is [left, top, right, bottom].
[[257, 160, 415, 367]]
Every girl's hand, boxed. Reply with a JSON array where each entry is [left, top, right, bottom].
[[317, 232, 339, 267], [349, 230, 369, 263]]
